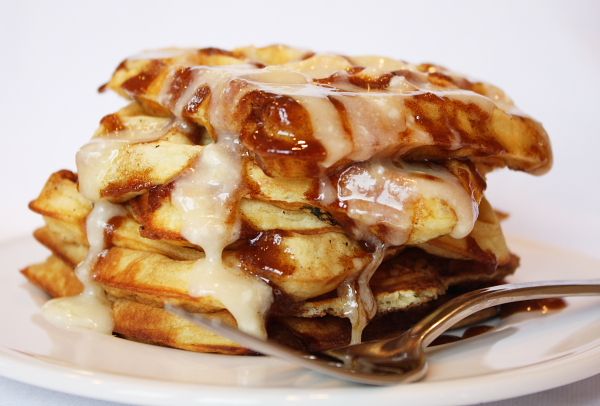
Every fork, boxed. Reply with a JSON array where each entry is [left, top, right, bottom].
[[166, 279, 600, 385]]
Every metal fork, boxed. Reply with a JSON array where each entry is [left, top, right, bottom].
[[166, 279, 600, 385]]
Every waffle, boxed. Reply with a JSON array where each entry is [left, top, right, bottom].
[[103, 45, 552, 177], [22, 45, 550, 353]]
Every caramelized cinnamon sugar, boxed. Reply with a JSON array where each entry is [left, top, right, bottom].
[[121, 60, 167, 97], [100, 114, 126, 133]]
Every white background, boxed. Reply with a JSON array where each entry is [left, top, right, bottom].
[[1, 1, 599, 405]]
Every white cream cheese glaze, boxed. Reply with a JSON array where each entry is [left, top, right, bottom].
[[42, 200, 126, 333], [171, 142, 273, 338]]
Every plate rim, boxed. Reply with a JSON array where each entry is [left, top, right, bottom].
[[2, 342, 600, 406], [3, 234, 600, 406]]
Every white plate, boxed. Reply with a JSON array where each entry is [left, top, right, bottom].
[[2, 235, 600, 406]]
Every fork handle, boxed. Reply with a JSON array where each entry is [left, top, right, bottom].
[[409, 279, 600, 348]]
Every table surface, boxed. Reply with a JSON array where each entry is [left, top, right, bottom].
[[3, 373, 600, 406]]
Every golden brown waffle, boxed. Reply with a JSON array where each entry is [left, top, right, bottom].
[[103, 45, 552, 177], [22, 45, 550, 353]]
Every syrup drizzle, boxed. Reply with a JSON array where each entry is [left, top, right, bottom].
[[338, 244, 386, 344]]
